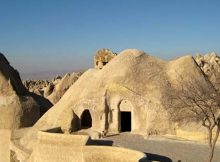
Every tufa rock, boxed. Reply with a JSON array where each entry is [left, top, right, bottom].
[[94, 48, 117, 69], [0, 53, 52, 129], [23, 72, 83, 104], [20, 49, 216, 154], [194, 51, 220, 91]]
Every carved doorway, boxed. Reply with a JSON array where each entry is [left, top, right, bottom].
[[81, 109, 92, 129]]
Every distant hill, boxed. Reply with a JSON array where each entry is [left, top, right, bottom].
[[20, 69, 85, 80]]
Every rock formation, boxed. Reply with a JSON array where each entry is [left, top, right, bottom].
[[47, 72, 82, 104], [94, 48, 117, 69], [19, 49, 216, 156], [194, 52, 220, 91], [0, 53, 52, 129], [23, 80, 49, 96], [23, 72, 83, 104]]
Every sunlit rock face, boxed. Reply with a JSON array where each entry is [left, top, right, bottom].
[[0, 53, 52, 129], [23, 71, 83, 105], [195, 52, 220, 92], [20, 49, 216, 153], [94, 48, 117, 69]]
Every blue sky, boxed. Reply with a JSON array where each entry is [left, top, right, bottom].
[[1, 0, 220, 73]]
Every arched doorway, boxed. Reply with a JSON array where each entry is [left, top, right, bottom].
[[119, 100, 133, 132], [120, 111, 131, 132], [81, 109, 92, 129]]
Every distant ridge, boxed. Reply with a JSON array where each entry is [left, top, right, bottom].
[[20, 69, 85, 80]]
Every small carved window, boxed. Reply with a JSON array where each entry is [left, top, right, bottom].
[[103, 61, 108, 66]]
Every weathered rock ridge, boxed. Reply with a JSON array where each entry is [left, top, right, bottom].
[[23, 72, 83, 104], [19, 49, 217, 155], [195, 52, 220, 92], [0, 53, 52, 129]]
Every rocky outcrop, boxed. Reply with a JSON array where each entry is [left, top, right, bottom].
[[94, 48, 117, 69], [0, 53, 52, 129], [23, 80, 49, 96], [20, 49, 216, 154], [194, 52, 220, 91], [23, 72, 83, 104], [47, 73, 81, 104]]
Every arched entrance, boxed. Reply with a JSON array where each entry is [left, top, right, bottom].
[[119, 100, 133, 132], [120, 111, 131, 132], [81, 109, 92, 129]]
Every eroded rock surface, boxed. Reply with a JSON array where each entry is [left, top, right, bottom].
[[195, 52, 220, 91], [94, 48, 117, 69], [4, 49, 220, 162], [20, 49, 217, 155], [23, 72, 83, 104], [0, 53, 52, 129]]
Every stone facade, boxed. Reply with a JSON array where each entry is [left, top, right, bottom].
[[8, 49, 220, 161], [28, 130, 147, 162], [19, 49, 215, 149]]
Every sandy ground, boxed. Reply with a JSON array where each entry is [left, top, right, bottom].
[[102, 132, 220, 162]]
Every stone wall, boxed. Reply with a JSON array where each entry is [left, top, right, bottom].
[[29, 131, 147, 162], [83, 146, 147, 162]]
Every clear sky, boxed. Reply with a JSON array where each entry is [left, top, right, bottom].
[[1, 0, 220, 73]]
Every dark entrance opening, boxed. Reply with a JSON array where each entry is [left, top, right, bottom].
[[120, 111, 131, 132], [103, 61, 108, 66], [81, 110, 92, 129]]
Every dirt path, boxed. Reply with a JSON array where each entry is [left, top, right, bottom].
[[104, 133, 220, 162]]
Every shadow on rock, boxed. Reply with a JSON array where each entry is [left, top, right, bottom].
[[30, 92, 53, 115]]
